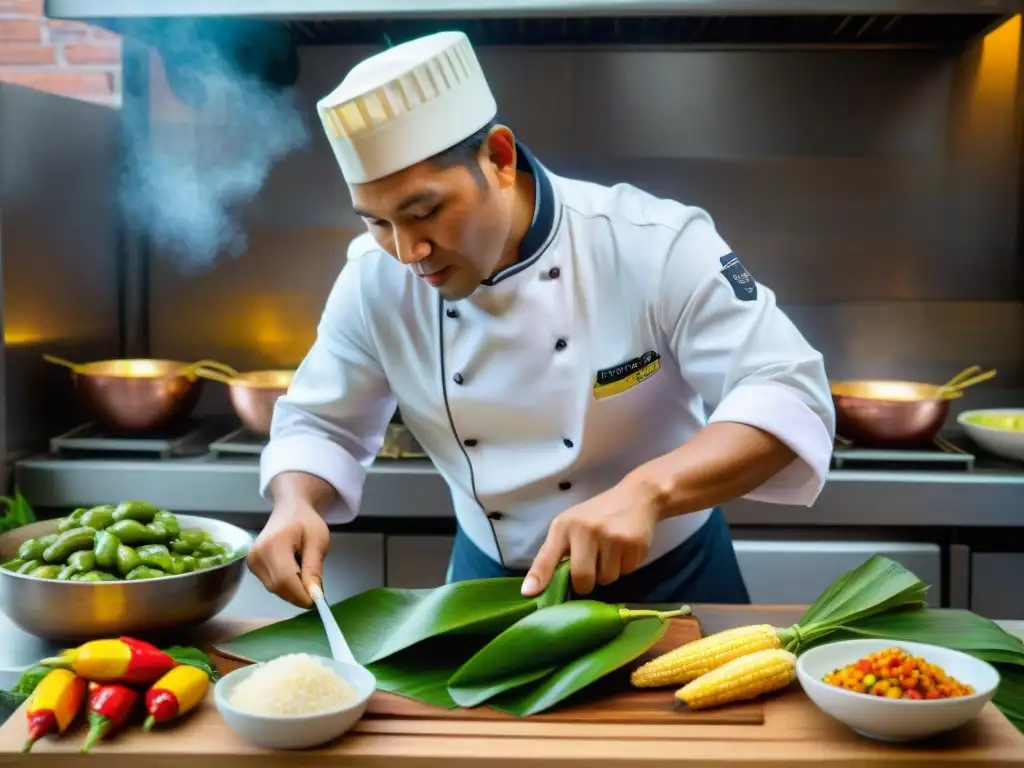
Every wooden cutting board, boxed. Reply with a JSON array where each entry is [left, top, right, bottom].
[[211, 616, 764, 728]]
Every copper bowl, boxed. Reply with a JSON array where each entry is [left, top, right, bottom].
[[43, 355, 238, 434], [831, 380, 953, 449], [210, 369, 294, 436]]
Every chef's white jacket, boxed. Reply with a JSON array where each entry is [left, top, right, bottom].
[[260, 144, 836, 570]]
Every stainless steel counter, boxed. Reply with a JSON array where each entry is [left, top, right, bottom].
[[13, 454, 1024, 527]]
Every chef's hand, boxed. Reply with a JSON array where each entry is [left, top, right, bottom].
[[520, 482, 661, 597], [247, 501, 330, 609]]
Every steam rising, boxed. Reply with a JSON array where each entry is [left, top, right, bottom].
[[119, 20, 311, 272]]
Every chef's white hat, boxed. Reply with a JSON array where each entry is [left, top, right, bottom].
[[317, 31, 498, 184]]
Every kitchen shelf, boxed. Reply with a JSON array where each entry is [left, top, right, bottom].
[[282, 14, 1009, 48], [44, 0, 1016, 49]]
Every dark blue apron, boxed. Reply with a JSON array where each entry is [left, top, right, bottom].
[[446, 507, 751, 604]]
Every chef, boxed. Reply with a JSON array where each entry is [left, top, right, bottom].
[[247, 30, 837, 609]]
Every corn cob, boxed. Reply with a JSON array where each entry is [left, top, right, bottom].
[[676, 648, 798, 710], [631, 624, 788, 688]]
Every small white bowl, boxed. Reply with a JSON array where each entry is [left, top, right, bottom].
[[214, 657, 376, 750], [957, 409, 1024, 462], [797, 639, 999, 742]]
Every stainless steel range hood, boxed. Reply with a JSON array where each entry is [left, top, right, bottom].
[[45, 0, 1023, 49]]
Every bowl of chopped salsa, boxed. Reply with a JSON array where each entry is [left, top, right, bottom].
[[796, 639, 999, 742]]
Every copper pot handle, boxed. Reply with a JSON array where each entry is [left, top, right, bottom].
[[942, 366, 981, 389], [938, 368, 997, 398], [41, 353, 84, 373], [185, 360, 239, 384]]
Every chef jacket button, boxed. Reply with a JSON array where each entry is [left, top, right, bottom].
[[463, 438, 478, 447], [453, 372, 464, 385], [563, 438, 574, 448], [488, 511, 504, 521], [446, 307, 459, 318], [548, 267, 560, 280], [554, 338, 568, 351], [558, 481, 572, 491]]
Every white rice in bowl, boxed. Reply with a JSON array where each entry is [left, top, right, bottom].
[[228, 653, 360, 716]]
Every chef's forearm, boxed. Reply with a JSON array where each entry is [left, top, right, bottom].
[[623, 421, 797, 521], [269, 471, 340, 517]]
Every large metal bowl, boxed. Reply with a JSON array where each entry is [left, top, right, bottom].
[[0, 514, 254, 642]]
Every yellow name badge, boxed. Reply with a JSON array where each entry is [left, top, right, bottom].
[[593, 351, 662, 400]]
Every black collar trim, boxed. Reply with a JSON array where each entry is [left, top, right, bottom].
[[481, 142, 560, 287]]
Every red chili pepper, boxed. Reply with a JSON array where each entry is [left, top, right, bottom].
[[80, 682, 141, 754]]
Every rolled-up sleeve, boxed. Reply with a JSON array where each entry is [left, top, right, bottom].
[[259, 254, 395, 524], [658, 210, 836, 506]]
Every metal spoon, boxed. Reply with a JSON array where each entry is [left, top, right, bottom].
[[308, 583, 357, 666]]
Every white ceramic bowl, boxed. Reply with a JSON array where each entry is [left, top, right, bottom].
[[214, 657, 377, 750], [957, 409, 1024, 462], [797, 639, 999, 742]]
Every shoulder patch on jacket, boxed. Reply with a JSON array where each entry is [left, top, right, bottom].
[[719, 253, 757, 302]]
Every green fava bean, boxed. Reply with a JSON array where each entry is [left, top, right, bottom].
[[145, 521, 172, 542], [30, 565, 63, 580], [197, 540, 229, 557], [196, 555, 225, 570], [67, 550, 97, 572], [80, 570, 119, 582], [57, 565, 77, 580], [1, 558, 26, 572], [125, 566, 163, 580], [17, 538, 45, 562], [56, 508, 87, 532], [94, 530, 120, 570], [56, 518, 79, 536], [446, 601, 689, 700], [112, 500, 158, 523], [166, 554, 192, 575], [42, 527, 97, 564], [177, 529, 209, 549], [168, 538, 193, 555], [107, 519, 153, 546], [80, 506, 115, 530], [136, 544, 172, 571], [16, 559, 41, 574], [154, 511, 181, 535], [180, 555, 197, 572], [39, 534, 59, 549], [116, 545, 142, 577]]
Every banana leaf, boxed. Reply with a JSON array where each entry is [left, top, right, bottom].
[[216, 561, 574, 708], [782, 555, 930, 650], [489, 616, 670, 717], [220, 562, 570, 666], [449, 665, 558, 708]]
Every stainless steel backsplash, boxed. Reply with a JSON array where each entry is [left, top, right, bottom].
[[145, 18, 1024, 421], [0, 85, 121, 465]]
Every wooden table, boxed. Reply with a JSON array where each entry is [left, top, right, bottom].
[[1, 605, 1023, 767]]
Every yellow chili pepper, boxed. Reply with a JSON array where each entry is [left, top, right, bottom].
[[143, 664, 211, 730], [41, 637, 176, 684], [22, 669, 86, 753]]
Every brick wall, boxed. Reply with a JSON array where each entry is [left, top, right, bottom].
[[0, 0, 121, 106]]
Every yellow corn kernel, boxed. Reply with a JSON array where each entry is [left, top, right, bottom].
[[675, 648, 797, 711], [630, 624, 783, 688]]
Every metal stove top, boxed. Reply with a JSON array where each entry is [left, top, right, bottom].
[[210, 427, 267, 457], [831, 434, 976, 472], [45, 419, 428, 462], [49, 419, 235, 460]]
